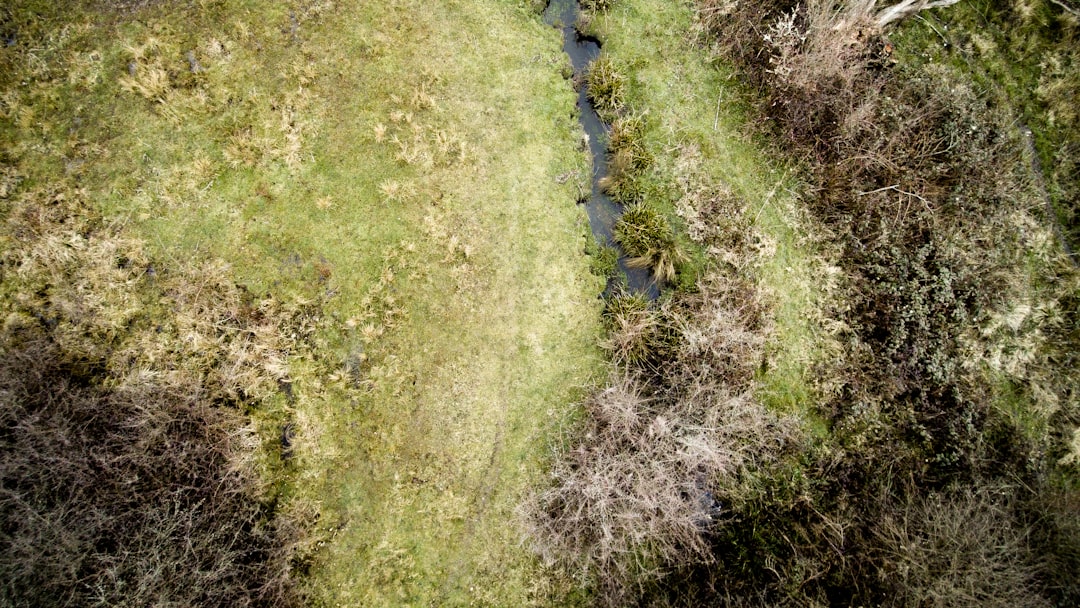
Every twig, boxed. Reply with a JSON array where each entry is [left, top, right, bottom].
[[858, 184, 900, 196], [1049, 0, 1080, 19], [713, 92, 723, 131], [753, 171, 788, 225], [914, 14, 948, 47]]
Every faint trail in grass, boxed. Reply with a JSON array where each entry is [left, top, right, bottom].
[[1020, 123, 1076, 265]]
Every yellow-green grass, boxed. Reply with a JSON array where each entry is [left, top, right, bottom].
[[586, 0, 832, 423], [2, 0, 604, 604]]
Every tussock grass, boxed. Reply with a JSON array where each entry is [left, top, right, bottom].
[[586, 54, 625, 121], [613, 202, 683, 282], [598, 111, 652, 202]]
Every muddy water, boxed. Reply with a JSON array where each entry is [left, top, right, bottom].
[[543, 0, 658, 298]]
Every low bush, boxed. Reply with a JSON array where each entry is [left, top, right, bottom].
[[0, 331, 301, 607], [525, 268, 795, 605], [685, 0, 1080, 605], [0, 183, 313, 607]]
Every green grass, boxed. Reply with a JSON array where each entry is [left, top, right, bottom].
[[1, 0, 605, 604], [587, 0, 830, 421]]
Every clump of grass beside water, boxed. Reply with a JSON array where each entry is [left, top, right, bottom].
[[585, 235, 620, 279], [586, 54, 625, 121], [614, 202, 683, 282], [599, 111, 652, 202]]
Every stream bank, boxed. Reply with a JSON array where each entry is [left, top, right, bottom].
[[543, 0, 658, 299]]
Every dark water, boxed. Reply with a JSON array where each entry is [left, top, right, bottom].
[[543, 0, 658, 298]]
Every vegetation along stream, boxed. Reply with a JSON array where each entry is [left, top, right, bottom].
[[543, 0, 658, 298]]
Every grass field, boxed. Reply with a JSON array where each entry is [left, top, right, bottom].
[[7, 0, 1075, 605], [1, 0, 605, 605]]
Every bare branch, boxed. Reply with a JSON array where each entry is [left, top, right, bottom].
[[875, 0, 963, 27], [1050, 0, 1080, 19]]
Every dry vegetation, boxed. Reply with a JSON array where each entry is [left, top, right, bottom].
[[528, 0, 1080, 605], [0, 185, 318, 605]]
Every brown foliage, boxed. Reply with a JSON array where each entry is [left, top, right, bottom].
[[873, 488, 1049, 608], [524, 270, 798, 605], [0, 331, 302, 607], [0, 181, 314, 607]]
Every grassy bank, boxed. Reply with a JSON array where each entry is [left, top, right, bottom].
[[523, 0, 835, 603], [582, 0, 830, 418], [1, 0, 604, 604], [528, 0, 1079, 605]]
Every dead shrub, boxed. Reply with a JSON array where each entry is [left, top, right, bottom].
[[0, 332, 303, 607], [873, 487, 1049, 608], [524, 267, 796, 605]]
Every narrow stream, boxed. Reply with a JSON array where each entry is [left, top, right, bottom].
[[543, 0, 659, 299]]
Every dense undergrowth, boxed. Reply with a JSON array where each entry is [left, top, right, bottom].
[[0, 3, 332, 604], [0, 187, 318, 605], [528, 0, 1080, 605]]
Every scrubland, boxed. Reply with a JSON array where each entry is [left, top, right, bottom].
[[2, 0, 1078, 606]]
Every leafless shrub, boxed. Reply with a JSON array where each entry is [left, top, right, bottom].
[[0, 333, 303, 607], [525, 377, 793, 604], [873, 487, 1049, 608], [525, 266, 797, 604]]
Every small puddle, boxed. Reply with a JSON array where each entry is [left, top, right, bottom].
[[544, 0, 659, 299]]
